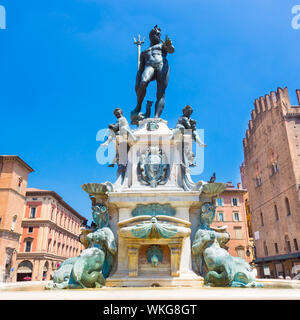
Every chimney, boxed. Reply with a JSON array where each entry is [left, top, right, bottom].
[[237, 182, 242, 190], [227, 181, 234, 188]]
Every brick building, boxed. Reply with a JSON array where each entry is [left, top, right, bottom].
[[15, 188, 86, 281], [0, 156, 34, 282], [241, 87, 300, 278], [212, 182, 252, 263]]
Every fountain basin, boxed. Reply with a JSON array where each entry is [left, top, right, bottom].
[[0, 279, 300, 300]]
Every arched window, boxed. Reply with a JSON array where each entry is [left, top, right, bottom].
[[17, 177, 22, 192], [274, 205, 279, 221], [285, 197, 291, 216], [260, 212, 264, 227], [11, 215, 17, 231]]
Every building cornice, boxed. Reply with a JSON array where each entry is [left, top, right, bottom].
[[284, 112, 300, 119], [22, 219, 80, 239], [222, 188, 247, 194], [0, 229, 21, 241], [26, 190, 86, 222], [0, 155, 34, 173], [0, 188, 26, 199], [254, 251, 300, 264], [16, 252, 67, 261]]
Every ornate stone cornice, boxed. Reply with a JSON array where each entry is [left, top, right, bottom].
[[16, 252, 66, 261], [22, 219, 80, 239], [0, 155, 34, 173], [0, 229, 21, 241], [25, 190, 86, 222], [0, 188, 26, 200]]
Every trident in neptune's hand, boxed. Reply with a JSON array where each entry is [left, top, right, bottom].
[[133, 34, 145, 70]]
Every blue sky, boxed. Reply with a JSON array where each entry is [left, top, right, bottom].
[[1, 1, 299, 222]]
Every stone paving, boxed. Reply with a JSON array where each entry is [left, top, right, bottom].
[[0, 281, 300, 300]]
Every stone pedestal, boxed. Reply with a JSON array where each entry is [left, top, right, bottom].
[[103, 118, 204, 287]]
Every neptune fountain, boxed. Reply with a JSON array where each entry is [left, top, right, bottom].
[[47, 25, 260, 290]]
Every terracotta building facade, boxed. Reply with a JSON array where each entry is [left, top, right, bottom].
[[0, 156, 34, 282], [212, 182, 252, 263], [15, 188, 86, 281], [241, 87, 300, 278]]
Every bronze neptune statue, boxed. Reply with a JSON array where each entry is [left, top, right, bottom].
[[131, 25, 175, 124]]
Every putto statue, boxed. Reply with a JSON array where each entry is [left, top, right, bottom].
[[101, 108, 137, 182], [131, 25, 175, 124], [172, 105, 206, 147], [171, 105, 207, 190], [192, 203, 262, 287]]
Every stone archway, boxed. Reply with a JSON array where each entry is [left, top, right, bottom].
[[16, 260, 33, 282]]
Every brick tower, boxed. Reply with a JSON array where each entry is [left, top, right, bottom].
[[241, 87, 300, 278]]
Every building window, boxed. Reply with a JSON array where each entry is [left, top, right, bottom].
[[260, 212, 264, 227], [51, 208, 54, 220], [234, 227, 242, 239], [256, 176, 262, 187], [28, 226, 33, 233], [17, 179, 22, 192], [285, 197, 291, 216], [274, 242, 279, 254], [217, 212, 224, 222], [47, 239, 51, 252], [25, 241, 32, 252], [287, 240, 291, 253], [231, 198, 239, 206], [263, 265, 271, 277], [11, 215, 17, 231], [294, 239, 298, 251], [216, 198, 224, 206], [264, 241, 268, 256], [233, 212, 240, 221], [30, 207, 36, 218], [236, 247, 245, 258], [274, 205, 279, 221], [271, 161, 279, 175]]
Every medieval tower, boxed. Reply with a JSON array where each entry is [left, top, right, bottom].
[[241, 87, 300, 278]]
